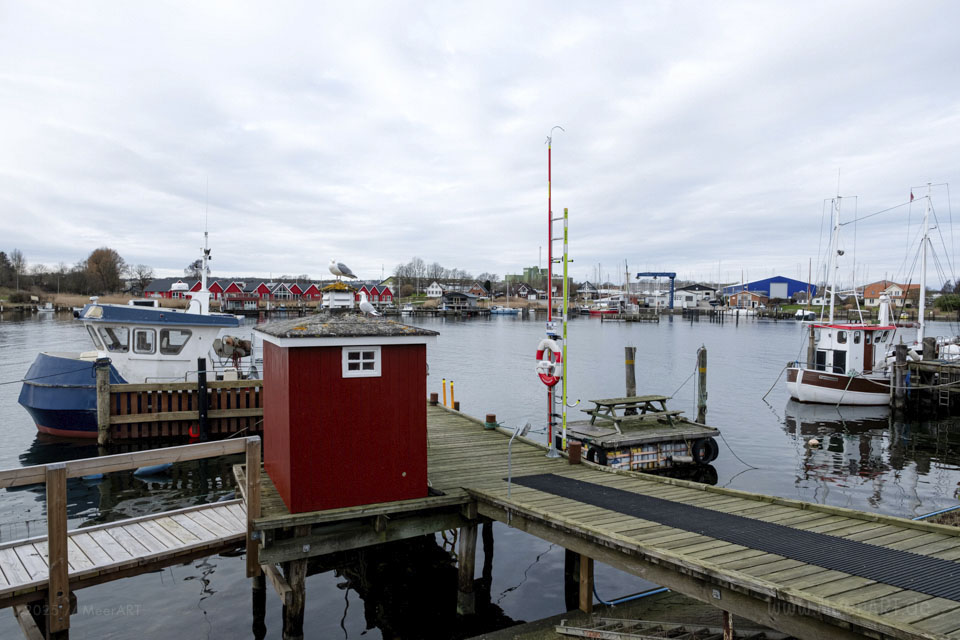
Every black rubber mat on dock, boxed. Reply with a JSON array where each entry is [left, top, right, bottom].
[[509, 474, 960, 602]]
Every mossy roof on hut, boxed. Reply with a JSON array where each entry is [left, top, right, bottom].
[[255, 312, 439, 339]]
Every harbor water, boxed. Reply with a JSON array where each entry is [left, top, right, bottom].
[[1, 311, 959, 638]]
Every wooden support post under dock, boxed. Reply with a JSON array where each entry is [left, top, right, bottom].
[[95, 359, 111, 446], [457, 521, 478, 615], [722, 610, 733, 640], [696, 346, 707, 424], [578, 554, 594, 614], [46, 463, 69, 639], [245, 437, 262, 578], [281, 525, 310, 640], [251, 574, 266, 640]]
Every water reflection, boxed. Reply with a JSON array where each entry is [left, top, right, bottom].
[[783, 401, 960, 509], [268, 529, 522, 640]]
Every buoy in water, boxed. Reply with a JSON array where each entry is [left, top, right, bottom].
[[807, 438, 820, 448]]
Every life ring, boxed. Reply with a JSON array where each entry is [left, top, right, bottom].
[[535, 338, 563, 387]]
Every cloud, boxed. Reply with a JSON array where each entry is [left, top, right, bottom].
[[1, 1, 959, 287]]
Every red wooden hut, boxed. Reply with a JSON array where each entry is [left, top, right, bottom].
[[255, 313, 439, 513]]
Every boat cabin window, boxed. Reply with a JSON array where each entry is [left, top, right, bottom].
[[815, 350, 827, 371], [837, 331, 847, 344], [98, 326, 129, 353], [133, 328, 156, 354], [854, 331, 861, 344], [159, 328, 192, 355], [814, 328, 821, 342], [865, 332, 873, 344], [833, 350, 846, 374], [86, 326, 105, 350]]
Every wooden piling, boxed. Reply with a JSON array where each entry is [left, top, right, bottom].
[[894, 344, 907, 411], [252, 574, 267, 640], [723, 610, 734, 640], [697, 346, 708, 424], [95, 359, 111, 446], [457, 521, 478, 615], [578, 554, 594, 614], [46, 463, 70, 638], [282, 556, 307, 640], [923, 337, 937, 361], [624, 347, 637, 415], [564, 549, 580, 611]]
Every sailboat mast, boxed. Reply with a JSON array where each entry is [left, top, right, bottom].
[[824, 197, 843, 323], [919, 184, 932, 343]]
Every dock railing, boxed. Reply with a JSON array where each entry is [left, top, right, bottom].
[[0, 437, 261, 635]]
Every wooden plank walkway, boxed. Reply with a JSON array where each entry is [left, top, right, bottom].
[[0, 501, 245, 605], [425, 405, 960, 640]]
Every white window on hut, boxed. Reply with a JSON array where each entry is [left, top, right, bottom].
[[342, 346, 381, 378]]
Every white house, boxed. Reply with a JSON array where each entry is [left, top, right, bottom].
[[675, 284, 717, 309], [426, 281, 445, 298]]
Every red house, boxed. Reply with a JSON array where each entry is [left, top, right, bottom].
[[301, 284, 322, 301], [289, 283, 303, 299], [255, 314, 439, 513], [254, 282, 272, 300]]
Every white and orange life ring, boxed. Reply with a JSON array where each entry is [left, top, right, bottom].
[[535, 338, 563, 387]]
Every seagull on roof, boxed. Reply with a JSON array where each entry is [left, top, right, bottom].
[[329, 259, 357, 280], [358, 292, 380, 316]]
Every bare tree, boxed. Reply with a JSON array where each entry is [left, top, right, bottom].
[[10, 249, 26, 291], [184, 259, 206, 279], [131, 264, 154, 295], [427, 262, 445, 282]]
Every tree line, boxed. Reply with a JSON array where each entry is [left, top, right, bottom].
[[392, 257, 499, 297], [0, 247, 154, 298]]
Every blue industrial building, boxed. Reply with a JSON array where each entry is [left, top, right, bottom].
[[721, 276, 816, 300]]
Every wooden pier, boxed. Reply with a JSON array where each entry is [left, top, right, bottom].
[[600, 311, 660, 323], [239, 404, 960, 640], [0, 438, 260, 639], [4, 406, 960, 638]]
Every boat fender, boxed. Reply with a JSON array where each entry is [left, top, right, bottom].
[[691, 438, 718, 465], [535, 338, 562, 387]]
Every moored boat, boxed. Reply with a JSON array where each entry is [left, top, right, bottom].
[[18, 237, 258, 438], [489, 305, 520, 315]]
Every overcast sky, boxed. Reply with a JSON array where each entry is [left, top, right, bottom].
[[2, 1, 959, 286]]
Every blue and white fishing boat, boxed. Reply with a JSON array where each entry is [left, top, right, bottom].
[[18, 236, 257, 438]]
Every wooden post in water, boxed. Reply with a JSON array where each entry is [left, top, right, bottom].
[[564, 549, 579, 611], [894, 343, 908, 411], [457, 520, 478, 615], [624, 347, 637, 415], [806, 326, 816, 368], [697, 346, 708, 424], [95, 358, 111, 446], [252, 574, 267, 640], [281, 524, 309, 640], [46, 463, 70, 638], [578, 554, 594, 614]]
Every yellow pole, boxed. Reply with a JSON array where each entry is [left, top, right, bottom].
[[442, 378, 447, 407], [450, 380, 455, 408]]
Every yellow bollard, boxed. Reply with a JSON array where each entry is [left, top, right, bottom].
[[442, 378, 448, 407], [450, 380, 455, 408]]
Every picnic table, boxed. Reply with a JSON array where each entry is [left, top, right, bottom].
[[581, 395, 684, 433]]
